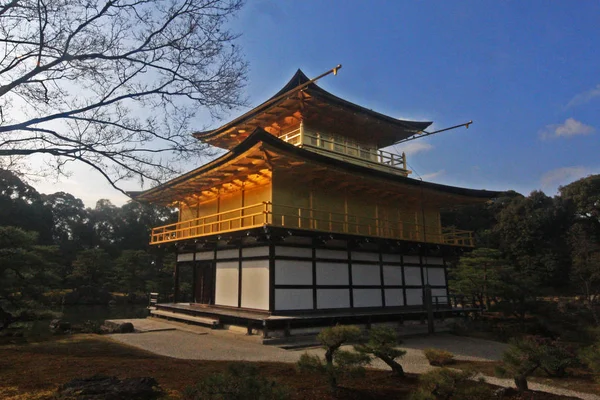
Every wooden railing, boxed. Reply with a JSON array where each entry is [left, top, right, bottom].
[[150, 203, 270, 244], [150, 201, 474, 247], [278, 127, 408, 173]]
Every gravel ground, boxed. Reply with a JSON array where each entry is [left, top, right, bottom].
[[109, 329, 599, 400]]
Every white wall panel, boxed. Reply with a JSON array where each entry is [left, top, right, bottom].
[[403, 255, 421, 264], [316, 262, 348, 285], [177, 253, 194, 262], [217, 249, 239, 259], [432, 288, 449, 304], [385, 289, 404, 306], [196, 251, 214, 261], [242, 246, 269, 258], [275, 246, 312, 258], [241, 260, 269, 310], [275, 260, 312, 285], [382, 254, 401, 263], [424, 257, 444, 265], [353, 289, 382, 307], [404, 266, 422, 286], [316, 249, 347, 260], [406, 288, 423, 306], [317, 289, 350, 309], [383, 265, 403, 286], [275, 289, 313, 310], [351, 264, 380, 286], [425, 268, 446, 286], [351, 252, 379, 262], [215, 261, 239, 307]]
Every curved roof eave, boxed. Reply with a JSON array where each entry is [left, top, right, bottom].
[[193, 69, 432, 142], [135, 127, 501, 202]]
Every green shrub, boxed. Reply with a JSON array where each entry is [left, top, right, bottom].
[[496, 336, 578, 392], [296, 325, 370, 390], [410, 368, 492, 400], [354, 326, 406, 376], [580, 342, 600, 383], [182, 363, 289, 400], [423, 348, 454, 366]]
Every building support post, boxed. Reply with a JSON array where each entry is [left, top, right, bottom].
[[424, 285, 435, 334], [174, 263, 180, 303]]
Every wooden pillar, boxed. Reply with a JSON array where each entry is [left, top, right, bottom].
[[424, 285, 435, 334], [174, 263, 180, 303]]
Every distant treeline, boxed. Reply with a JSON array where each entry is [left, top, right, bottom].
[[443, 174, 600, 330], [0, 169, 177, 315]]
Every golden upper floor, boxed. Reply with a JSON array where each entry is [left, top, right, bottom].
[[135, 129, 496, 246]]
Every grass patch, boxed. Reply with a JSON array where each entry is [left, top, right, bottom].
[[0, 334, 417, 399], [0, 334, 585, 399]]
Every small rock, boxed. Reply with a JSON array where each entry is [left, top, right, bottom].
[[494, 387, 517, 398], [100, 321, 135, 334], [50, 319, 71, 332], [116, 322, 135, 333]]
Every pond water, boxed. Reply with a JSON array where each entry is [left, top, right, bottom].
[[25, 304, 149, 337]]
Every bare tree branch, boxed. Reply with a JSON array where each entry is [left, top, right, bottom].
[[0, 0, 247, 193]]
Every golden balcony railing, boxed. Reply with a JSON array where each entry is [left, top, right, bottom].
[[277, 127, 408, 174], [150, 202, 474, 247]]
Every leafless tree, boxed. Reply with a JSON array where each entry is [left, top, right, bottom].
[[0, 0, 247, 193]]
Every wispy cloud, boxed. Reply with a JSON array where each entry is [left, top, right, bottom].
[[421, 169, 445, 181], [539, 118, 594, 140], [393, 141, 433, 156], [540, 166, 590, 191], [566, 84, 600, 108]]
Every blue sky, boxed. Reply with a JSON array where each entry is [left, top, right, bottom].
[[33, 0, 600, 205]]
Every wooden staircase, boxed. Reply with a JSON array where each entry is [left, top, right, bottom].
[[150, 308, 220, 329]]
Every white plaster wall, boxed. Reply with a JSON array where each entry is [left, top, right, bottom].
[[275, 246, 312, 258], [383, 265, 403, 286], [275, 260, 312, 285], [425, 268, 446, 286], [315, 249, 347, 260], [275, 289, 313, 310], [196, 251, 214, 260], [217, 249, 239, 259], [385, 289, 404, 306], [403, 255, 421, 264], [242, 246, 269, 258], [424, 257, 444, 265], [353, 289, 382, 308], [382, 254, 401, 263], [317, 289, 350, 309], [432, 288, 449, 304], [177, 253, 194, 262], [404, 266, 422, 286], [406, 288, 423, 306], [215, 261, 239, 307], [240, 260, 269, 310], [351, 252, 379, 262], [316, 262, 348, 285], [351, 264, 380, 286]]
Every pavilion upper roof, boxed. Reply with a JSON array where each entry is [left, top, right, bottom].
[[193, 69, 433, 150]]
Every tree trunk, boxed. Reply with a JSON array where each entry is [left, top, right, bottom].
[[514, 375, 528, 392], [378, 354, 404, 377], [325, 349, 337, 389]]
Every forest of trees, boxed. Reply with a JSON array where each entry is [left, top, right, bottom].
[[0, 169, 178, 329], [1, 167, 599, 336], [445, 174, 600, 337]]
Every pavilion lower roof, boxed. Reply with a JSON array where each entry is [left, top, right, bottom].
[[133, 129, 500, 207]]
